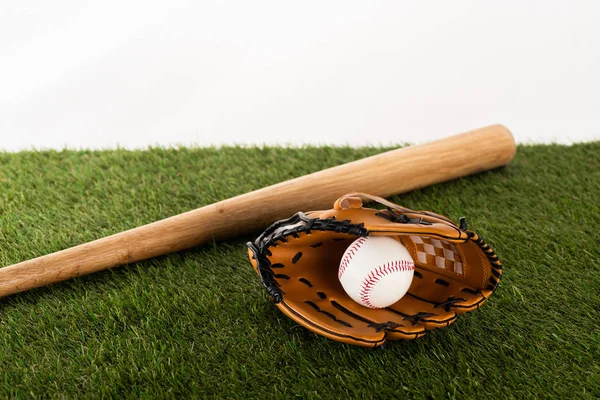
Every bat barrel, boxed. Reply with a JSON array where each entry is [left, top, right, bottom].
[[0, 124, 516, 298]]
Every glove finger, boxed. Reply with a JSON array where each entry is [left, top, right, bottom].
[[317, 296, 427, 341], [448, 288, 493, 314], [408, 269, 491, 313], [276, 296, 388, 347], [386, 294, 457, 330]]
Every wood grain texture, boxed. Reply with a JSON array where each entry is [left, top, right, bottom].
[[0, 124, 516, 298]]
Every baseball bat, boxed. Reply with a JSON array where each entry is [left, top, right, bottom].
[[0, 124, 516, 298]]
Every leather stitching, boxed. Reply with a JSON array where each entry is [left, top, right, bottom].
[[358, 260, 415, 308], [338, 237, 368, 280]]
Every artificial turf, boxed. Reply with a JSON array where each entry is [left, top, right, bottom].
[[0, 142, 598, 398]]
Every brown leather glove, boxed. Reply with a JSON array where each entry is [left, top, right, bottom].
[[247, 193, 503, 347]]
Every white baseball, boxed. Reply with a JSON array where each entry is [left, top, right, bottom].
[[338, 236, 415, 308]]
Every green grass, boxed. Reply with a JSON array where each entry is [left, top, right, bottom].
[[0, 143, 598, 398]]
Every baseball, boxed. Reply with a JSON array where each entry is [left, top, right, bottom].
[[338, 236, 415, 308]]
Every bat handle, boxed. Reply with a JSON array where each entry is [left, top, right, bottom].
[[0, 204, 234, 297]]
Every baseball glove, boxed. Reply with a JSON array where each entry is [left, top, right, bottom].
[[247, 193, 503, 347]]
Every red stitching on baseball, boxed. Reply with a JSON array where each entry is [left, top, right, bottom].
[[358, 260, 415, 308], [338, 237, 367, 280]]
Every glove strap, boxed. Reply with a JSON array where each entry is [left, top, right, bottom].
[[334, 192, 466, 237], [334, 193, 414, 213]]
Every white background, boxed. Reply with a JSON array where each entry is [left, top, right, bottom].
[[1, 0, 599, 151]]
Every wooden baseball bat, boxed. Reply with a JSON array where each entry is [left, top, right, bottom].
[[0, 124, 516, 298]]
